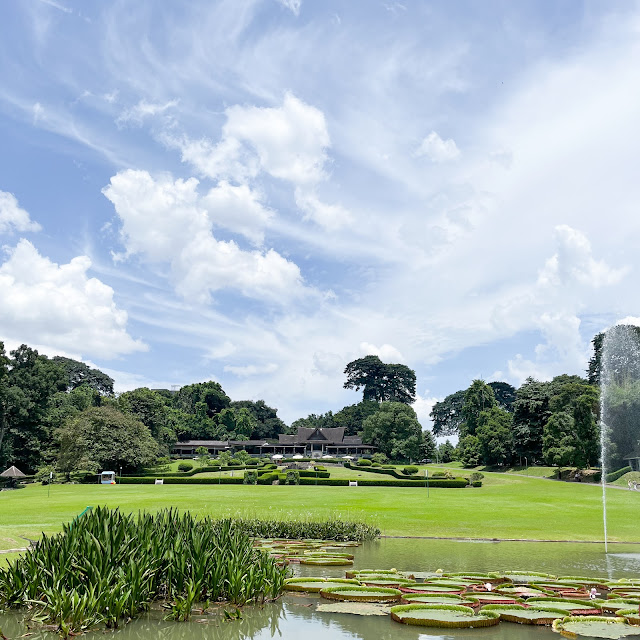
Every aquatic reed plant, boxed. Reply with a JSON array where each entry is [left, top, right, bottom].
[[0, 507, 288, 637]]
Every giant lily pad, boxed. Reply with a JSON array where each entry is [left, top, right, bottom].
[[497, 571, 555, 584], [401, 583, 465, 594], [497, 585, 552, 598], [303, 551, 355, 560], [284, 578, 361, 593], [480, 604, 565, 625], [401, 594, 479, 608], [390, 604, 500, 628], [527, 597, 602, 615], [552, 616, 640, 639], [320, 586, 402, 603], [601, 600, 640, 614], [469, 593, 523, 604], [618, 610, 640, 626], [361, 579, 415, 588], [299, 556, 353, 566], [315, 602, 391, 616]]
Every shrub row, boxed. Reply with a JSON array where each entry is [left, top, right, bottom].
[[606, 466, 632, 483], [344, 462, 424, 480], [117, 476, 473, 488]]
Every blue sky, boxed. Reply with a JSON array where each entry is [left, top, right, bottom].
[[1, 0, 639, 426]]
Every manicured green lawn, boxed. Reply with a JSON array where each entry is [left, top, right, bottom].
[[2, 473, 639, 554]]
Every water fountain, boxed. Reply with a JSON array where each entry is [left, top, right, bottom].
[[598, 323, 640, 554]]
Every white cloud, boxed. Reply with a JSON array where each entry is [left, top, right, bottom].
[[103, 169, 309, 304], [413, 391, 440, 430], [359, 342, 404, 363], [616, 316, 640, 327], [116, 99, 178, 127], [0, 191, 42, 234], [179, 92, 330, 186], [224, 362, 279, 376], [0, 239, 146, 359], [538, 225, 628, 289], [206, 340, 237, 359], [201, 181, 273, 245], [294, 188, 352, 230], [276, 0, 301, 16], [414, 131, 460, 162]]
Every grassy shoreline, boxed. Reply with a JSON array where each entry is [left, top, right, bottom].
[[2, 470, 640, 555]]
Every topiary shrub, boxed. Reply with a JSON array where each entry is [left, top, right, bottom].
[[285, 470, 300, 485], [178, 462, 194, 472], [470, 472, 484, 483], [357, 459, 372, 466], [244, 470, 258, 485], [372, 462, 380, 467], [228, 459, 242, 467], [372, 453, 389, 465], [245, 459, 259, 466], [403, 466, 419, 475]]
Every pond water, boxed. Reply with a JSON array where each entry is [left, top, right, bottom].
[[2, 538, 640, 640]]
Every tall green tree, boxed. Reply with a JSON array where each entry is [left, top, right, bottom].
[[430, 390, 466, 437], [488, 382, 517, 412], [461, 380, 496, 436], [458, 434, 482, 467], [0, 342, 9, 466], [173, 381, 230, 418], [476, 407, 514, 466], [51, 356, 114, 395], [438, 439, 457, 463], [343, 355, 416, 404], [361, 402, 423, 461], [230, 400, 287, 440], [3, 345, 67, 471], [118, 388, 178, 453], [333, 400, 380, 436], [56, 405, 159, 476]]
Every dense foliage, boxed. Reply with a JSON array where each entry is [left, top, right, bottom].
[[0, 507, 287, 636], [343, 355, 416, 404]]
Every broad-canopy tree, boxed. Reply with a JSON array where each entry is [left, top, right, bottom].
[[333, 400, 380, 436], [361, 402, 424, 461], [461, 380, 497, 436], [343, 355, 416, 404], [56, 405, 159, 476], [230, 400, 287, 440], [173, 381, 230, 418], [430, 390, 465, 437], [52, 356, 114, 395]]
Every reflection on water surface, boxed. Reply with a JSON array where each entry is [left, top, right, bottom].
[[2, 539, 639, 640]]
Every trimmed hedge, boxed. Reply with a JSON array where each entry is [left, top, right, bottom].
[[117, 476, 471, 487], [119, 477, 244, 485], [607, 466, 632, 483]]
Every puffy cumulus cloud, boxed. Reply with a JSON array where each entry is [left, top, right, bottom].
[[359, 342, 404, 363], [103, 169, 308, 304], [0, 239, 145, 359], [312, 350, 345, 377], [224, 362, 278, 376], [538, 225, 628, 289], [413, 391, 440, 430], [0, 191, 42, 234], [116, 99, 178, 127], [414, 131, 460, 162], [180, 92, 330, 186], [276, 0, 301, 16], [201, 181, 273, 246]]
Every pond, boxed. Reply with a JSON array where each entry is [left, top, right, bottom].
[[2, 538, 639, 640]]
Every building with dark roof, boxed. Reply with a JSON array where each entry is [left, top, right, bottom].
[[171, 427, 374, 458], [623, 449, 640, 472]]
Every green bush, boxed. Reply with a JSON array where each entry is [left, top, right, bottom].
[[372, 453, 389, 465], [228, 459, 242, 467], [357, 459, 372, 466], [178, 462, 193, 472], [244, 470, 258, 485], [245, 459, 259, 466], [403, 466, 419, 475], [372, 462, 380, 467], [381, 465, 395, 469], [313, 465, 327, 472], [607, 467, 632, 483], [298, 470, 330, 478], [285, 470, 300, 485], [470, 472, 484, 483]]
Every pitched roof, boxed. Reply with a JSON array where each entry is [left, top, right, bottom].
[[1, 465, 27, 478], [623, 450, 640, 460]]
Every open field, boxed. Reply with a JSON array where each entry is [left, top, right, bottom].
[[2, 471, 640, 556]]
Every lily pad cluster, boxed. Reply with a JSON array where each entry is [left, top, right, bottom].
[[283, 559, 640, 637], [252, 538, 359, 566]]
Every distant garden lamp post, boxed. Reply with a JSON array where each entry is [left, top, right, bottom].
[[119, 466, 122, 483], [524, 457, 528, 476]]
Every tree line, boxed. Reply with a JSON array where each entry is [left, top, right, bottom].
[[430, 325, 640, 470]]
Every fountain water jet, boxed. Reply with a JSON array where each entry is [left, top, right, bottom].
[[597, 323, 640, 554]]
